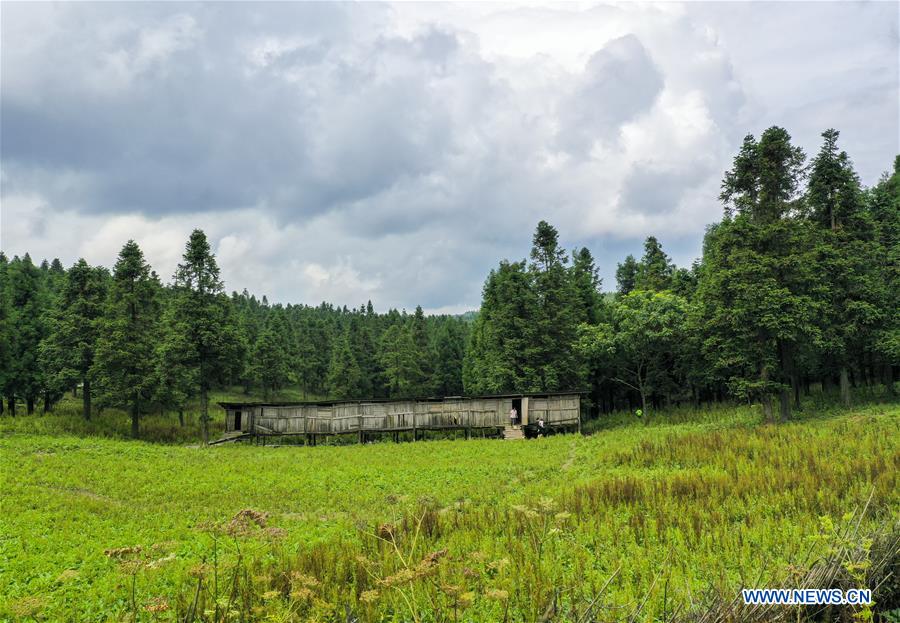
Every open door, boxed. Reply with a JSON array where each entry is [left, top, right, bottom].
[[511, 398, 522, 426], [234, 410, 242, 431]]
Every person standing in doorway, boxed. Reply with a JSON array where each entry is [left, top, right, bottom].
[[509, 406, 518, 426]]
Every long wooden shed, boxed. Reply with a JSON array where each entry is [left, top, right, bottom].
[[218, 392, 582, 443]]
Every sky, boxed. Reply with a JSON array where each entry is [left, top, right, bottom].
[[2, 2, 898, 314]]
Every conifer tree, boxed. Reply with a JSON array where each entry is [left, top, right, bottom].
[[5, 254, 47, 414], [246, 318, 291, 399], [39, 259, 108, 419], [92, 241, 160, 437], [529, 221, 581, 391], [326, 328, 363, 399], [0, 253, 12, 415], [380, 323, 423, 398], [432, 321, 466, 396], [570, 247, 605, 324], [701, 127, 817, 421], [806, 129, 878, 407], [634, 236, 674, 292], [168, 230, 244, 443], [615, 255, 639, 296]]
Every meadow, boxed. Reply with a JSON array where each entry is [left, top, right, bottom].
[[0, 396, 898, 622]]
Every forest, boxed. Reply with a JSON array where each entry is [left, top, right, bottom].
[[0, 127, 898, 441]]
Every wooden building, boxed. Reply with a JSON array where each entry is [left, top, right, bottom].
[[217, 392, 582, 444]]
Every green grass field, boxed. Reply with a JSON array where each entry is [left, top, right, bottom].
[[1, 397, 898, 622]]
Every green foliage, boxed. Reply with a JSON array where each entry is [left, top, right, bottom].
[[91, 241, 161, 437], [579, 290, 687, 416], [326, 328, 365, 400], [39, 259, 109, 420], [167, 230, 245, 442], [4, 254, 50, 413]]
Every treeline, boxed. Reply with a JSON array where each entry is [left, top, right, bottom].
[[0, 232, 468, 440], [1, 126, 897, 435], [465, 128, 899, 421]]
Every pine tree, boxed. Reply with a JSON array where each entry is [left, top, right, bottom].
[[0, 253, 12, 415], [246, 319, 291, 399], [432, 320, 466, 396], [379, 323, 423, 399], [169, 230, 244, 443], [570, 247, 605, 324], [5, 254, 47, 414], [326, 328, 363, 399], [806, 129, 878, 407], [410, 306, 433, 395], [463, 261, 540, 393], [615, 255, 639, 296], [92, 241, 160, 437], [866, 157, 900, 395], [701, 127, 817, 421], [529, 221, 581, 391], [634, 236, 674, 292], [39, 259, 109, 419]]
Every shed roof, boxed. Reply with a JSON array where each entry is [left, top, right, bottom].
[[219, 390, 585, 409]]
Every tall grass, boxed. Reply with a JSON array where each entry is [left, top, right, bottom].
[[1, 397, 897, 621]]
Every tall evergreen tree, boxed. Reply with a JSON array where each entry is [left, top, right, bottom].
[[246, 317, 291, 399], [92, 242, 160, 437], [0, 253, 12, 415], [169, 230, 244, 443], [432, 321, 466, 396], [380, 323, 423, 399], [529, 221, 581, 391], [570, 247, 605, 324], [806, 129, 878, 406], [701, 127, 817, 421], [634, 236, 674, 292], [39, 259, 108, 419], [463, 260, 540, 393], [615, 255, 639, 296], [326, 328, 364, 399], [5, 254, 47, 414]]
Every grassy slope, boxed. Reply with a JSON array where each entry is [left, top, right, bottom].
[[0, 400, 897, 621]]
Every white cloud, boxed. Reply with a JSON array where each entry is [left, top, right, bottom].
[[1, 2, 896, 311]]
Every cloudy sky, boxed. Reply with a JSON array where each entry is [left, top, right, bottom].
[[2, 2, 897, 313]]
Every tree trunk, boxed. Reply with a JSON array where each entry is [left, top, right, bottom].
[[760, 366, 774, 423], [792, 374, 801, 410], [43, 391, 52, 414], [778, 388, 791, 422], [178, 409, 185, 427], [131, 400, 140, 438], [886, 365, 896, 397], [26, 397, 35, 415], [839, 366, 851, 408], [6, 396, 14, 417], [200, 381, 209, 444], [761, 393, 774, 423], [73, 386, 78, 398], [639, 388, 648, 425], [83, 378, 91, 421], [0, 397, 3, 416]]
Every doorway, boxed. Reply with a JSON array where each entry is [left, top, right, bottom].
[[234, 410, 242, 431], [511, 398, 522, 425]]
